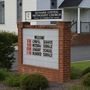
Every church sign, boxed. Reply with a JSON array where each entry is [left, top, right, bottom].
[[18, 22, 71, 83]]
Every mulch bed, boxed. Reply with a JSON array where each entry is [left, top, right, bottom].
[[0, 82, 20, 90], [0, 80, 80, 90]]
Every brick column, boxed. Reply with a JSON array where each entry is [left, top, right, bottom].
[[57, 22, 71, 82], [18, 22, 30, 70]]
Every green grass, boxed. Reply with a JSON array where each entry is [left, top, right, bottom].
[[71, 61, 90, 71], [68, 84, 90, 90]]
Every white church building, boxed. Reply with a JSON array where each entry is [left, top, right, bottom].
[[0, 0, 90, 33]]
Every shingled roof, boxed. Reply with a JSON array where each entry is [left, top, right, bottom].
[[59, 0, 83, 8]]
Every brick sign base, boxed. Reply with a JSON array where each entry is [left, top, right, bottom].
[[18, 22, 71, 83]]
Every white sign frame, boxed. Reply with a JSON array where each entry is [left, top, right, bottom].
[[23, 29, 59, 69]]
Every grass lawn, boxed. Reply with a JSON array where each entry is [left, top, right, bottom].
[[71, 60, 90, 71]]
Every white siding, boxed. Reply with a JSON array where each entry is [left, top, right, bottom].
[[0, 0, 17, 33], [79, 0, 90, 8], [81, 9, 90, 22], [23, 0, 37, 25], [0, 0, 65, 31], [64, 9, 77, 22], [37, 0, 50, 10], [81, 9, 90, 32]]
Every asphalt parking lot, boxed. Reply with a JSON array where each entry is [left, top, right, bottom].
[[12, 46, 90, 70], [71, 46, 90, 62]]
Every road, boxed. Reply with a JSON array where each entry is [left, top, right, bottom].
[[71, 46, 90, 62], [12, 46, 90, 70]]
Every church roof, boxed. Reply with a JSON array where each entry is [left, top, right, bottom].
[[59, 0, 83, 8]]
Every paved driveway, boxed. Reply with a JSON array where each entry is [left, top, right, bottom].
[[71, 46, 90, 62], [12, 46, 90, 70]]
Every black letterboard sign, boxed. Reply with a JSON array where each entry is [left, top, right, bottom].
[[31, 10, 62, 20]]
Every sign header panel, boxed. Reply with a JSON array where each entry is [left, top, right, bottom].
[[31, 10, 62, 20], [25, 10, 62, 21]]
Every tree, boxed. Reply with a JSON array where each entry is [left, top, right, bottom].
[[0, 31, 18, 69]]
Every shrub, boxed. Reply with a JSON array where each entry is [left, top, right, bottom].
[[20, 74, 31, 90], [71, 67, 81, 79], [20, 73, 49, 90], [4, 73, 20, 87], [0, 31, 17, 69], [81, 73, 90, 87], [0, 69, 10, 81], [81, 67, 90, 76]]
